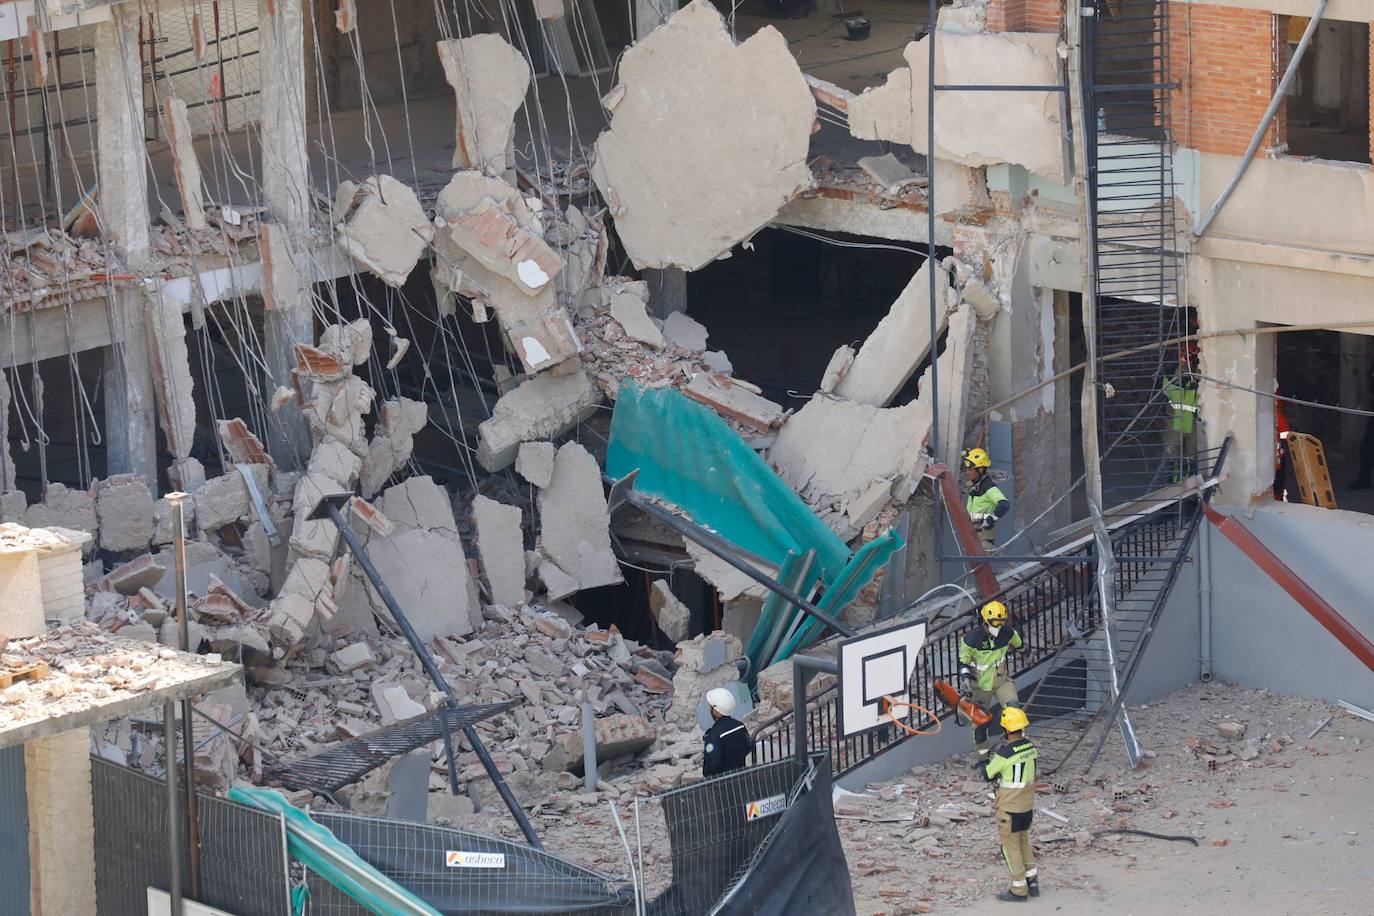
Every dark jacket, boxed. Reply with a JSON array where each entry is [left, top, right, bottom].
[[702, 715, 753, 777]]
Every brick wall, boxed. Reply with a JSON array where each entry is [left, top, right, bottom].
[[1168, 2, 1280, 156], [985, 0, 1062, 33]]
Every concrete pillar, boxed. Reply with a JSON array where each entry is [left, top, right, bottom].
[[1199, 316, 1270, 507], [1339, 332, 1370, 450], [25, 730, 98, 915], [259, 0, 315, 466], [95, 9, 157, 488], [642, 267, 688, 319]]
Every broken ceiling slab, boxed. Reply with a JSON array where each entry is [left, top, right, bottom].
[[536, 442, 622, 600], [437, 34, 531, 175], [683, 538, 767, 603], [432, 171, 581, 374], [832, 260, 952, 407], [768, 394, 932, 539], [848, 28, 1066, 183], [661, 311, 709, 352], [335, 175, 435, 287], [683, 373, 785, 434], [472, 495, 527, 609], [607, 281, 665, 348], [589, 0, 816, 270], [476, 367, 601, 472]]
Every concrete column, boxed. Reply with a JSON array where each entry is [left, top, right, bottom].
[[1199, 314, 1269, 507], [95, 8, 157, 488], [634, 3, 689, 320], [25, 730, 98, 915], [259, 0, 315, 466]]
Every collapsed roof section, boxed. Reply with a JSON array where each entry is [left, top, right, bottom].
[[590, 0, 817, 271]]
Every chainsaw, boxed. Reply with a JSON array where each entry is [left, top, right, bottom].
[[933, 679, 992, 727]]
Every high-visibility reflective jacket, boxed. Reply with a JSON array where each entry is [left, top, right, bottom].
[[966, 476, 1010, 524], [959, 625, 1023, 692], [1163, 378, 1198, 435], [982, 736, 1038, 813]]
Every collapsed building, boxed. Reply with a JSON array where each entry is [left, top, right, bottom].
[[1, 0, 1373, 912]]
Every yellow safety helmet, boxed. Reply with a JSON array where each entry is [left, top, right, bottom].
[[963, 447, 992, 469], [1001, 706, 1029, 733], [980, 600, 1008, 627]]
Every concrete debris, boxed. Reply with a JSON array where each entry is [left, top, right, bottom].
[[668, 631, 743, 727], [536, 443, 622, 600], [26, 484, 97, 548], [683, 538, 769, 602], [93, 475, 155, 554], [769, 394, 931, 538], [318, 319, 373, 367], [649, 580, 691, 644], [683, 372, 786, 433], [515, 441, 557, 489], [304, 375, 376, 458], [590, 0, 816, 271], [217, 418, 275, 469], [959, 277, 1002, 320], [0, 490, 25, 523], [328, 642, 375, 673], [146, 285, 200, 465], [335, 175, 435, 287], [432, 172, 582, 374], [335, 0, 356, 32], [476, 368, 601, 472], [1218, 721, 1246, 740], [361, 397, 429, 498], [162, 97, 206, 230], [373, 683, 427, 725], [832, 260, 952, 407], [917, 302, 984, 472], [542, 713, 657, 775], [607, 281, 665, 348], [858, 153, 927, 195], [661, 312, 709, 352], [472, 495, 527, 609], [437, 34, 531, 175], [848, 25, 1066, 182], [820, 345, 855, 394], [194, 464, 270, 531], [268, 557, 335, 647]]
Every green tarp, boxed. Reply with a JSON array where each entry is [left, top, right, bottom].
[[606, 382, 851, 582], [606, 383, 904, 662]]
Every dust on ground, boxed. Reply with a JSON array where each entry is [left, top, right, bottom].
[[842, 680, 1374, 914]]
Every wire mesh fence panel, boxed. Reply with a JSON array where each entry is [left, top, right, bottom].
[[91, 757, 291, 916], [150, 0, 262, 137], [304, 812, 635, 915], [641, 757, 806, 916]]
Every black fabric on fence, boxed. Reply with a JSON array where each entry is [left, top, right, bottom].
[[308, 812, 635, 915], [712, 759, 855, 916], [91, 758, 291, 916]]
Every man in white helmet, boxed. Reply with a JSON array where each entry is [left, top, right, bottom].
[[702, 687, 753, 777]]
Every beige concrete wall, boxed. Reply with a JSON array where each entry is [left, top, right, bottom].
[[1196, 152, 1374, 256], [0, 550, 44, 639], [25, 730, 98, 916]]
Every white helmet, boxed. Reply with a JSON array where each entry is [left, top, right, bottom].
[[706, 687, 736, 716]]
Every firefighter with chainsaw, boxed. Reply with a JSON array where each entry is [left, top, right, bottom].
[[963, 448, 1010, 549], [958, 600, 1023, 759], [981, 707, 1040, 902]]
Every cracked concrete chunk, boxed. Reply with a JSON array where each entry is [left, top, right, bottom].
[[217, 417, 275, 468], [662, 311, 709, 352], [437, 34, 531, 175], [537, 442, 622, 599], [820, 345, 855, 393], [768, 395, 931, 539], [162, 97, 205, 230], [195, 465, 269, 531], [336, 175, 435, 287], [515, 441, 557, 489], [433, 172, 581, 374], [683, 373, 785, 433], [607, 281, 665, 348], [94, 475, 155, 553], [650, 580, 691, 644], [353, 527, 477, 642], [473, 495, 526, 609], [476, 368, 601, 471], [858, 153, 926, 195], [590, 0, 816, 270], [848, 28, 1065, 182], [833, 261, 952, 407], [318, 319, 373, 367], [379, 476, 460, 539]]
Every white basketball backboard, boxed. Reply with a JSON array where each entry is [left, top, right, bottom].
[[837, 620, 928, 738]]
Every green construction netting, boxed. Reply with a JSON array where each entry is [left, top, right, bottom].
[[606, 382, 851, 582], [606, 383, 904, 663], [229, 786, 442, 916]]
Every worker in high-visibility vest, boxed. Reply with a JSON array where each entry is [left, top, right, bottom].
[[1161, 348, 1200, 481], [981, 706, 1040, 902], [963, 448, 1009, 549]]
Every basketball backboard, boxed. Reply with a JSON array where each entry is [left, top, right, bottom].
[[837, 620, 927, 738]]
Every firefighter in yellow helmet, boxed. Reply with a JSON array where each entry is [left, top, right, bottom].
[[981, 706, 1039, 902], [963, 448, 1009, 550], [958, 600, 1023, 758]]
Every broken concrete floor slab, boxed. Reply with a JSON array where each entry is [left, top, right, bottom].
[[590, 0, 816, 271], [848, 26, 1066, 182], [472, 495, 527, 609], [335, 175, 435, 287], [536, 442, 622, 600], [477, 368, 601, 471], [436, 33, 531, 175], [832, 260, 952, 407]]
